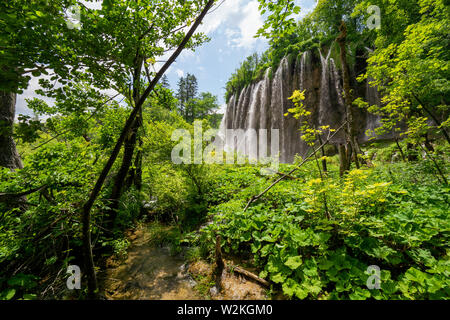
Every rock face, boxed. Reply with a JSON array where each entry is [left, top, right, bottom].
[[218, 47, 392, 163]]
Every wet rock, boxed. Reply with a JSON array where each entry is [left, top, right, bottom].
[[209, 286, 218, 296]]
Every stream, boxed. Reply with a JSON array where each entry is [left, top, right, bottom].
[[101, 225, 268, 300]]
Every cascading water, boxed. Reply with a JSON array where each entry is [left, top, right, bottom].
[[220, 48, 390, 163], [246, 81, 262, 161], [270, 56, 290, 163], [318, 47, 333, 126]]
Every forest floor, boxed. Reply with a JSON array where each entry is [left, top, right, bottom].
[[100, 224, 268, 300]]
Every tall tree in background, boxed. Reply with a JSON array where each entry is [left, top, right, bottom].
[[159, 74, 170, 89], [177, 73, 199, 122], [176, 73, 219, 125]]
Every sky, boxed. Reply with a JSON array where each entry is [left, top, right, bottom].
[[16, 0, 317, 116]]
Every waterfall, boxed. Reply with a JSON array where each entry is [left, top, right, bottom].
[[245, 81, 262, 161], [318, 46, 333, 126], [259, 68, 271, 130], [233, 87, 247, 129], [364, 76, 382, 139], [220, 47, 390, 164], [330, 59, 346, 112], [270, 56, 291, 163], [299, 51, 308, 90]]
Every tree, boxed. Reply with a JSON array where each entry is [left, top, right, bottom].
[[75, 0, 216, 297], [0, 0, 81, 169], [177, 73, 199, 122], [337, 21, 361, 172], [3, 0, 216, 298], [225, 52, 264, 103], [159, 74, 170, 89], [356, 0, 449, 146], [189, 92, 220, 121], [256, 0, 301, 45]]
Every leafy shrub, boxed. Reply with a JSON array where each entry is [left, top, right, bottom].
[[196, 159, 449, 300]]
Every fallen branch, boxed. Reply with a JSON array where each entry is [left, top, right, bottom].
[[0, 182, 82, 202], [226, 264, 270, 288], [0, 185, 47, 200], [244, 120, 348, 211]]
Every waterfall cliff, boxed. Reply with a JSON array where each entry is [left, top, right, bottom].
[[219, 47, 391, 163]]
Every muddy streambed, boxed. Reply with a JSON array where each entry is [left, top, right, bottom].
[[101, 225, 268, 300]]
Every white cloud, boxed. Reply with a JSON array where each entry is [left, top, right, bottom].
[[291, 0, 316, 21], [15, 75, 58, 117], [198, 0, 245, 35], [232, 1, 264, 48], [175, 69, 184, 78], [198, 0, 265, 50], [179, 49, 195, 62]]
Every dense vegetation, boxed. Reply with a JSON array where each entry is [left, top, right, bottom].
[[176, 73, 222, 126], [0, 0, 448, 301], [196, 145, 449, 299]]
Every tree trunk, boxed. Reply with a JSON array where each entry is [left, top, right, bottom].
[[106, 117, 140, 228], [338, 144, 347, 177], [317, 134, 327, 173], [337, 21, 360, 170], [214, 235, 224, 292], [423, 133, 435, 152], [0, 91, 23, 169], [407, 143, 418, 161], [131, 143, 143, 191], [82, 201, 97, 299], [395, 139, 406, 162], [125, 136, 143, 192]]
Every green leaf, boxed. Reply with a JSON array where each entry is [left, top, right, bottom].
[[22, 293, 37, 300], [281, 278, 300, 298], [284, 256, 303, 270], [270, 272, 286, 283], [2, 288, 16, 300]]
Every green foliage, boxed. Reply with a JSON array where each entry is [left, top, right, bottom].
[[195, 153, 449, 300], [14, 114, 43, 143], [0, 273, 38, 300], [225, 52, 270, 103], [356, 0, 449, 144], [0, 97, 146, 298], [256, 0, 302, 45], [146, 222, 181, 252], [115, 187, 142, 230], [2, 0, 449, 302]]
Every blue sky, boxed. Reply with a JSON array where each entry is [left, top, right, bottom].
[[16, 0, 317, 116], [164, 0, 317, 112]]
